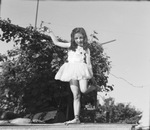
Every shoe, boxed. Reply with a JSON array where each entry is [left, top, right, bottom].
[[64, 118, 80, 125]]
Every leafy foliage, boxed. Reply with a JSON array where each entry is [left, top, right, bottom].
[[89, 41, 112, 92], [0, 19, 112, 117], [95, 97, 142, 124]]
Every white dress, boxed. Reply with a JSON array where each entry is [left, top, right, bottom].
[[55, 46, 93, 82]]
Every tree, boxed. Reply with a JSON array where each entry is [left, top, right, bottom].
[[95, 97, 142, 124], [0, 19, 112, 120]]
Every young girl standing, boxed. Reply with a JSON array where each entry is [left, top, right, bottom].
[[45, 27, 94, 125]]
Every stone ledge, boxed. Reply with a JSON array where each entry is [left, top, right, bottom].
[[0, 123, 134, 130]]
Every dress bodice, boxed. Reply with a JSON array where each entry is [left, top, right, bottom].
[[67, 46, 86, 63]]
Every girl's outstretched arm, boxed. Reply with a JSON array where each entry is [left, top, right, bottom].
[[45, 30, 71, 48]]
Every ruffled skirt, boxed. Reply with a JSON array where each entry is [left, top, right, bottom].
[[55, 62, 93, 82]]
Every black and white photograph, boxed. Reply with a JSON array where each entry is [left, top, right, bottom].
[[0, 0, 150, 130]]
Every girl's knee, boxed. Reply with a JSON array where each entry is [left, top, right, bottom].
[[80, 87, 87, 94], [73, 93, 81, 100], [79, 79, 88, 93]]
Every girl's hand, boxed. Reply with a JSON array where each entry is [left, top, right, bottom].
[[40, 27, 52, 36]]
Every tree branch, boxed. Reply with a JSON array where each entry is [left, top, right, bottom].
[[0, 19, 51, 41], [99, 39, 116, 46]]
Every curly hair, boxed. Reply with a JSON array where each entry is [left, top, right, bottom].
[[69, 27, 89, 51]]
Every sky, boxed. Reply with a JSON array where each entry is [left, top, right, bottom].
[[0, 0, 150, 114]]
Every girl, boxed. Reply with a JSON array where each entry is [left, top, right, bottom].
[[45, 27, 95, 125]]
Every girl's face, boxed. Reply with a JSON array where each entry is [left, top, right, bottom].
[[74, 33, 84, 47]]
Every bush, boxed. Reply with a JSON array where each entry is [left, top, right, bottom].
[[0, 19, 112, 119], [95, 97, 142, 124]]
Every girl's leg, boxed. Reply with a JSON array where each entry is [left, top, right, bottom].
[[65, 80, 81, 125], [79, 79, 88, 94], [79, 78, 97, 94]]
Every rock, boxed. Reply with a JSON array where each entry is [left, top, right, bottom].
[[32, 119, 45, 124], [32, 112, 43, 120], [22, 110, 66, 124], [0, 120, 10, 125], [10, 118, 31, 125], [42, 110, 57, 122], [24, 110, 58, 123]]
